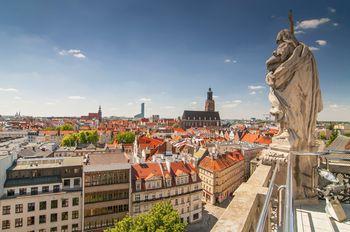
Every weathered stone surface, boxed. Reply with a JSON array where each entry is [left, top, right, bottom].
[[266, 29, 323, 200], [211, 165, 272, 232]]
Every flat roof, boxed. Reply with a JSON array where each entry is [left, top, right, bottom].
[[83, 152, 130, 172], [10, 156, 83, 171]]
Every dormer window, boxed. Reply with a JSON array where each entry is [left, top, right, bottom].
[[136, 181, 141, 191], [166, 179, 171, 187], [192, 174, 197, 182]]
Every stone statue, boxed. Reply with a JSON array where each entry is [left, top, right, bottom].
[[265, 29, 323, 151], [265, 21, 323, 199]]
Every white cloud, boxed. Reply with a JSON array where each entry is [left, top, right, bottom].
[[127, 102, 134, 106], [224, 59, 237, 63], [14, 96, 22, 100], [296, 18, 330, 29], [139, 97, 151, 102], [316, 40, 327, 46], [0, 88, 19, 92], [294, 30, 305, 35], [222, 100, 242, 108], [213, 95, 219, 99], [59, 49, 86, 59], [329, 104, 339, 109], [190, 101, 197, 106], [68, 96, 86, 100], [333, 23, 339, 27], [328, 7, 336, 13], [249, 91, 256, 95], [309, 46, 319, 51], [163, 106, 175, 109], [248, 85, 265, 90]]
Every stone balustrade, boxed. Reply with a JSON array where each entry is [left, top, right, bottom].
[[211, 164, 272, 232]]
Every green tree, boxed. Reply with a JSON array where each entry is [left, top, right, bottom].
[[59, 123, 74, 131], [105, 202, 186, 232], [116, 131, 135, 144], [319, 131, 327, 140], [61, 134, 78, 146], [87, 130, 99, 144], [326, 130, 339, 146]]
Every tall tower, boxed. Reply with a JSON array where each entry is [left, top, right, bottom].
[[98, 105, 102, 122], [205, 88, 215, 112], [141, 103, 145, 118]]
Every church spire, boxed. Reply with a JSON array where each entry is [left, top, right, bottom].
[[205, 88, 215, 112]]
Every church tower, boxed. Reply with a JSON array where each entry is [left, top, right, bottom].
[[205, 88, 215, 112], [98, 105, 102, 122]]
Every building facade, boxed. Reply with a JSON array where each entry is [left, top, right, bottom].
[[0, 157, 83, 232], [198, 150, 244, 204], [83, 153, 130, 232], [130, 161, 202, 224]]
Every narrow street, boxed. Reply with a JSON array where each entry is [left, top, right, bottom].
[[187, 197, 233, 232]]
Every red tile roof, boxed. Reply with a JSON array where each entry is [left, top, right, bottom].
[[198, 151, 243, 172]]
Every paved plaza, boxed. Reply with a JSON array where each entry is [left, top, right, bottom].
[[187, 197, 233, 232]]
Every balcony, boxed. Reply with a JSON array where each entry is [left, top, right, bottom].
[[211, 150, 350, 232]]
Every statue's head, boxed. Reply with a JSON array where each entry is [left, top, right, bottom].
[[276, 29, 299, 46]]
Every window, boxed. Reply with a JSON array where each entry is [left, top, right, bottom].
[[51, 213, 58, 222], [7, 189, 14, 196], [53, 185, 60, 192], [2, 205, 10, 215], [15, 218, 23, 227], [62, 198, 69, 207], [28, 202, 35, 212], [42, 186, 49, 193], [63, 179, 70, 187], [175, 199, 178, 205], [135, 194, 140, 201], [51, 200, 58, 209], [72, 197, 79, 206], [136, 181, 141, 191], [145, 195, 148, 200], [73, 178, 80, 186], [19, 188, 27, 195], [39, 229, 46, 232], [15, 204, 23, 213], [72, 224, 79, 232], [50, 227, 57, 232], [61, 225, 68, 232], [27, 216, 35, 226], [31, 187, 38, 195], [193, 213, 199, 220], [2, 220, 10, 229], [40, 201, 47, 210], [61, 212, 68, 220], [72, 210, 79, 219], [39, 215, 46, 224]]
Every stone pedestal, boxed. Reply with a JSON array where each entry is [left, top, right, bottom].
[[262, 136, 321, 201]]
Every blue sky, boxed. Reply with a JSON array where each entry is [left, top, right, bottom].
[[0, 0, 349, 120]]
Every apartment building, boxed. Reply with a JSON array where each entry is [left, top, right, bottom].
[[83, 153, 130, 232], [0, 157, 83, 232], [130, 161, 202, 224], [198, 149, 244, 204]]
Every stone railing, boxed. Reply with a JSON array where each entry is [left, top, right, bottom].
[[211, 164, 272, 232]]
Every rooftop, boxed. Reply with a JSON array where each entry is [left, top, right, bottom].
[[10, 156, 83, 170]]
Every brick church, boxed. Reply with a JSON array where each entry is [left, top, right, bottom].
[[181, 88, 221, 129]]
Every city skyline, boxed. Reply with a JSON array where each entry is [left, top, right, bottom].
[[0, 0, 349, 121]]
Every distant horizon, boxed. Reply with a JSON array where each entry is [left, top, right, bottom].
[[0, 1, 349, 121]]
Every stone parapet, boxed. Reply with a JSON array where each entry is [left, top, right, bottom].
[[211, 164, 272, 232]]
